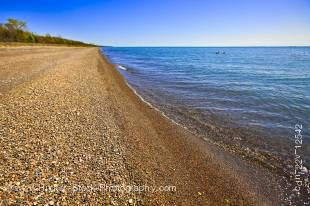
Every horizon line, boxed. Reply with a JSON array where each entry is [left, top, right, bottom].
[[102, 45, 310, 48]]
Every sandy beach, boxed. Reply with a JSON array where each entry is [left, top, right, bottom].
[[0, 46, 285, 205]]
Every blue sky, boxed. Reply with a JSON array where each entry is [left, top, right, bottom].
[[1, 0, 309, 46]]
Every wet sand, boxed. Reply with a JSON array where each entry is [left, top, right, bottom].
[[0, 46, 284, 205]]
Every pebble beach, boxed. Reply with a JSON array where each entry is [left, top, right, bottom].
[[0, 46, 285, 205]]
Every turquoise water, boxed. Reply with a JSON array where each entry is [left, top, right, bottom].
[[102, 47, 310, 138]]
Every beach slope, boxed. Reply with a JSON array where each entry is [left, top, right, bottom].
[[0, 47, 282, 205]]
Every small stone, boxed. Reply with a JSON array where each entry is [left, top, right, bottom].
[[49, 201, 54, 205], [128, 199, 134, 205], [198, 191, 202, 196]]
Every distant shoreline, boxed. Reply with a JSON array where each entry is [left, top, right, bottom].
[[0, 42, 97, 47]]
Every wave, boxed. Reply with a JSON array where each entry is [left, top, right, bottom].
[[118, 65, 128, 71]]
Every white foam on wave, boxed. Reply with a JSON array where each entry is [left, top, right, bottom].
[[118, 65, 128, 71]]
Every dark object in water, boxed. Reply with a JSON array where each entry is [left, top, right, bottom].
[[216, 51, 226, 54]]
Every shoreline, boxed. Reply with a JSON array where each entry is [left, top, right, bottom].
[[103, 47, 310, 204], [103, 51, 285, 173], [1, 46, 285, 205], [98, 49, 286, 204]]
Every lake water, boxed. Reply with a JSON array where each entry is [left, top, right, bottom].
[[102, 47, 310, 140]]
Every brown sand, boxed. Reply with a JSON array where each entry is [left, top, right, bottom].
[[0, 46, 284, 205]]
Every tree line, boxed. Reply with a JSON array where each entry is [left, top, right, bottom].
[[0, 18, 95, 46]]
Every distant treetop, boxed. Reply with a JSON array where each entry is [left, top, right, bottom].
[[5, 18, 27, 31], [0, 18, 95, 46]]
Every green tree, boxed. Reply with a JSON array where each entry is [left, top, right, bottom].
[[5, 18, 27, 31], [0, 17, 94, 46]]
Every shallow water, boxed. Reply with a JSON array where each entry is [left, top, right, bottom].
[[102, 46, 310, 205], [102, 47, 310, 140]]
